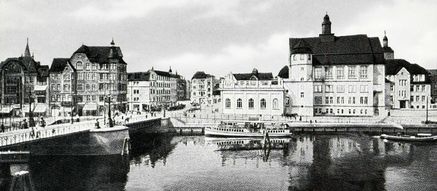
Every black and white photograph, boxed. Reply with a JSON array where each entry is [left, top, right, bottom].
[[0, 0, 437, 190]]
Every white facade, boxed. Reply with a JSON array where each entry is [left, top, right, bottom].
[[220, 72, 285, 116], [190, 73, 217, 105], [127, 80, 150, 112]]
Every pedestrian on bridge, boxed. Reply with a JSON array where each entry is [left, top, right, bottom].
[[40, 117, 46, 128], [95, 119, 100, 129], [0, 123, 4, 133], [22, 119, 28, 129]]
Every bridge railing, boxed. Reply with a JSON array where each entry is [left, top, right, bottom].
[[0, 121, 95, 147]]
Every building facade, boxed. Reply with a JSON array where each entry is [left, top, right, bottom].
[[127, 68, 178, 111], [0, 40, 49, 117], [429, 69, 437, 103], [190, 71, 218, 105], [220, 69, 285, 116], [385, 59, 431, 109], [49, 40, 128, 116], [383, 33, 431, 110], [48, 58, 77, 117], [285, 14, 386, 117], [127, 72, 151, 112]]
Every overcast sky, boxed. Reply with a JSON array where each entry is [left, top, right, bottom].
[[1, 0, 436, 79]]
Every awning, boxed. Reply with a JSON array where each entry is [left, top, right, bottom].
[[0, 107, 13, 114], [83, 103, 97, 111], [34, 104, 47, 113], [34, 85, 48, 91]]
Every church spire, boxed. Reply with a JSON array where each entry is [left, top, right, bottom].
[[24, 38, 31, 57]]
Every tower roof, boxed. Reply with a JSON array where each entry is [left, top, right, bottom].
[[322, 13, 331, 25], [24, 38, 31, 57]]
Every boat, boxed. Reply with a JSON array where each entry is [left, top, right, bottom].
[[205, 121, 292, 137], [380, 133, 437, 142], [205, 137, 290, 151]]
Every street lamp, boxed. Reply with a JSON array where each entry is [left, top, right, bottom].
[[105, 94, 114, 127]]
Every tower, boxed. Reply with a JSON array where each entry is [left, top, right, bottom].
[[322, 13, 331, 35], [382, 31, 394, 59], [24, 38, 31, 57]]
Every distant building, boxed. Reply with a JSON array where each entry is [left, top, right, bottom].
[[383, 32, 431, 110], [429, 69, 437, 103], [127, 68, 178, 111], [127, 72, 150, 112], [220, 68, 285, 116], [0, 39, 49, 116], [49, 40, 128, 116], [285, 14, 386, 117], [48, 58, 77, 117], [385, 59, 431, 109], [190, 71, 218, 105]]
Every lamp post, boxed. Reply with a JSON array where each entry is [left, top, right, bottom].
[[105, 94, 114, 127], [28, 91, 35, 127]]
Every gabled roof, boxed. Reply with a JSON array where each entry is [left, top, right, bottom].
[[73, 45, 126, 64], [382, 46, 394, 53], [233, 69, 273, 81], [278, 65, 289, 79], [49, 58, 71, 73], [128, 72, 150, 81], [192, 71, 214, 79], [290, 35, 384, 65], [385, 59, 429, 75], [385, 59, 431, 84]]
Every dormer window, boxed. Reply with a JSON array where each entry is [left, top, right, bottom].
[[292, 55, 297, 61], [308, 55, 311, 61], [300, 54, 304, 60]]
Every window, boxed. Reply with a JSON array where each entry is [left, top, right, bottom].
[[348, 85, 356, 93], [300, 92, 304, 98], [260, 99, 266, 109], [314, 67, 322, 80], [225, 98, 231, 109], [314, 85, 323, 93], [292, 55, 297, 61], [314, 96, 323, 104], [336, 67, 344, 79], [273, 98, 278, 110], [300, 54, 304, 60], [237, 98, 242, 109], [359, 66, 368, 79], [249, 98, 254, 109], [360, 85, 368, 93], [325, 97, 329, 104], [422, 96, 425, 102], [336, 85, 345, 93], [326, 67, 333, 79], [325, 85, 333, 92], [348, 66, 356, 78], [76, 61, 83, 70]]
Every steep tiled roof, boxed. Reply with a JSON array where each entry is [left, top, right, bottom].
[[49, 58, 70, 73], [278, 65, 289, 79], [385, 59, 431, 84], [128, 72, 150, 81], [73, 45, 127, 64], [233, 69, 273, 80], [290, 35, 385, 65], [192, 71, 214, 79], [382, 46, 394, 53], [153, 70, 179, 78]]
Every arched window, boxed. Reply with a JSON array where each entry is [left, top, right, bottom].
[[248, 98, 254, 109], [225, 98, 231, 109], [273, 98, 278, 110], [76, 61, 83, 70], [237, 98, 242, 109], [260, 98, 266, 109]]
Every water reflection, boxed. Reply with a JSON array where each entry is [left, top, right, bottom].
[[2, 134, 436, 191], [29, 155, 129, 191]]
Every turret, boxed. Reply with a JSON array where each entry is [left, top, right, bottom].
[[24, 38, 31, 57], [382, 31, 394, 59]]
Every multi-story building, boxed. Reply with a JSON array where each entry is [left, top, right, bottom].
[[429, 69, 437, 103], [220, 68, 285, 116], [0, 39, 49, 117], [383, 33, 431, 110], [285, 14, 386, 117], [174, 72, 189, 101], [127, 68, 178, 111], [48, 58, 77, 117], [49, 40, 128, 116], [127, 72, 150, 112], [191, 71, 218, 105], [385, 59, 431, 109]]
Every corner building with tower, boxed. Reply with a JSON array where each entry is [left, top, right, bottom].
[[284, 14, 386, 117]]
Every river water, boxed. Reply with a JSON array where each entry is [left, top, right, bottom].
[[4, 134, 437, 191]]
